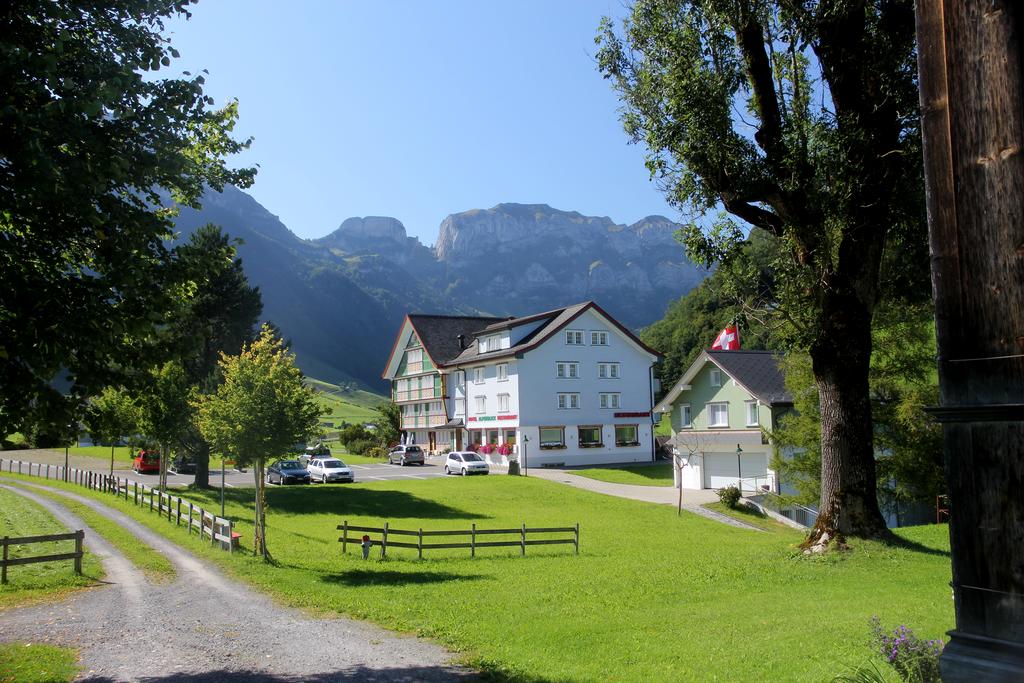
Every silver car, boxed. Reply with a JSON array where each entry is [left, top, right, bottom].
[[388, 445, 425, 466], [307, 458, 354, 483], [444, 451, 490, 476]]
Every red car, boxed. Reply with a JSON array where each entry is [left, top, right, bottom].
[[132, 450, 160, 474]]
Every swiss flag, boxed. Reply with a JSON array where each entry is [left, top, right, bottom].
[[711, 324, 740, 350]]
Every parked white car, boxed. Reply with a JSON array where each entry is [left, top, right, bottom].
[[306, 458, 354, 483], [444, 451, 490, 476]]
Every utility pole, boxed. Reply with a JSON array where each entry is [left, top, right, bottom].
[[915, 0, 1024, 678]]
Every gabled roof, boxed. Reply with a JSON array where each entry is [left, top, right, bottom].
[[654, 349, 792, 412], [447, 301, 661, 366], [407, 314, 507, 365]]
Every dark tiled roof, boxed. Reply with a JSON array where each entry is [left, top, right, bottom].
[[407, 314, 506, 365], [708, 350, 792, 405], [449, 302, 590, 365]]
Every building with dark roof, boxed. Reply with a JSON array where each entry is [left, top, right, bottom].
[[381, 301, 661, 466], [653, 350, 792, 492]]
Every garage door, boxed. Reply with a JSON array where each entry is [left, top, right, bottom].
[[702, 452, 768, 491]]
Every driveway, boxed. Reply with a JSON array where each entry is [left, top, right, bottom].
[[0, 478, 473, 682]]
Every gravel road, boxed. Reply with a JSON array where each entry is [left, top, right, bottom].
[[0, 479, 475, 682]]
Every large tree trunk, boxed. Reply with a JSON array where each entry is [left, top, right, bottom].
[[252, 460, 271, 562], [804, 295, 889, 548], [192, 440, 211, 489]]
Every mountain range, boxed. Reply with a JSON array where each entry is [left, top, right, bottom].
[[171, 186, 708, 391]]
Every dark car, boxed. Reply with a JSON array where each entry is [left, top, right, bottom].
[[388, 444, 425, 466], [170, 454, 197, 474], [267, 459, 311, 485]]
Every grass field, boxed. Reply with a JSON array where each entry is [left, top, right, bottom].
[[0, 643, 78, 683], [306, 377, 386, 429], [0, 471, 953, 681], [703, 500, 794, 532], [570, 463, 674, 486], [0, 488, 102, 611]]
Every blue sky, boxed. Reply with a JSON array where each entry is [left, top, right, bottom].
[[163, 1, 676, 243]]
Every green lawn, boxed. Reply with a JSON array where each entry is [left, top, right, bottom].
[[0, 471, 953, 681], [0, 487, 102, 611], [0, 643, 78, 683], [703, 501, 794, 532], [570, 463, 674, 486], [655, 412, 672, 437]]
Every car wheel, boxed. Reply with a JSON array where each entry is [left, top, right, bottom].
[[322, 474, 327, 484], [462, 467, 468, 476], [444, 466, 450, 475]]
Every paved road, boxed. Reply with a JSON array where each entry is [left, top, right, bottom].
[[0, 478, 473, 682], [0, 450, 450, 488]]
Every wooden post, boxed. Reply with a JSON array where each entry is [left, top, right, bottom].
[[176, 498, 181, 526], [382, 522, 389, 559], [45, 464, 49, 480], [2, 536, 8, 584], [228, 520, 233, 554], [187, 503, 193, 535], [342, 521, 348, 555], [574, 523, 580, 555], [17, 461, 21, 475], [521, 523, 526, 556], [210, 514, 216, 547], [74, 530, 83, 575], [198, 508, 205, 540], [149, 487, 154, 512], [133, 481, 138, 506], [471, 523, 476, 558], [418, 528, 423, 560], [167, 494, 173, 522], [915, 1, 1024, 677]]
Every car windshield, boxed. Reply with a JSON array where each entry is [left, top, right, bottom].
[[463, 453, 483, 462], [323, 459, 344, 468], [278, 461, 303, 470], [405, 446, 421, 453]]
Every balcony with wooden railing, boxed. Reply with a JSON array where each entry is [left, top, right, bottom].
[[400, 413, 447, 430], [394, 386, 442, 402]]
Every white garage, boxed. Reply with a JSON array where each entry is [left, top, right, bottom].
[[702, 451, 769, 491]]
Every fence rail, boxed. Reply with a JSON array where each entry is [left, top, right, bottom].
[[338, 521, 579, 559], [0, 458, 235, 552], [1, 530, 84, 584]]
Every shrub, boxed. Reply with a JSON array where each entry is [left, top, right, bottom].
[[367, 445, 388, 459], [869, 616, 943, 683], [346, 438, 374, 455], [718, 485, 741, 509], [339, 424, 371, 446]]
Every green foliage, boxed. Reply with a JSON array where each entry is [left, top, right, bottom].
[[372, 400, 401, 448], [84, 387, 138, 447], [136, 361, 191, 488], [339, 423, 373, 447], [366, 445, 389, 459], [344, 439, 374, 456], [718, 485, 742, 509], [868, 617, 943, 682], [771, 305, 944, 510], [193, 324, 324, 559], [0, 0, 255, 437]]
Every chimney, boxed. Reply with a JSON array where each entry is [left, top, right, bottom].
[[457, 334, 467, 350]]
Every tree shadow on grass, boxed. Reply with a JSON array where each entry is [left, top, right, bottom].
[[319, 568, 485, 587], [92, 663, 562, 682], [185, 487, 488, 521], [879, 532, 951, 558]]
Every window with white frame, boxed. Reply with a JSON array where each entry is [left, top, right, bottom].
[[478, 335, 500, 353], [599, 393, 621, 409], [406, 348, 423, 373], [498, 393, 510, 412], [455, 398, 465, 416], [496, 363, 508, 381], [615, 424, 639, 447], [557, 393, 580, 410], [710, 368, 722, 387], [474, 395, 486, 414], [539, 426, 565, 449], [746, 400, 759, 426], [680, 404, 692, 428], [708, 402, 729, 427], [454, 371, 465, 387], [473, 366, 485, 384], [556, 361, 579, 379], [598, 362, 620, 379], [565, 329, 584, 345], [590, 330, 609, 346]]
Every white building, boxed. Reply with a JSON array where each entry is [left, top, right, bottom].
[[381, 301, 661, 467]]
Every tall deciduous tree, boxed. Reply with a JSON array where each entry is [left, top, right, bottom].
[[137, 361, 191, 491], [84, 386, 139, 476], [0, 0, 255, 438], [194, 326, 323, 561], [598, 0, 924, 546], [170, 225, 262, 488]]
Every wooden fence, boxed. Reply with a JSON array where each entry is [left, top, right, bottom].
[[338, 521, 579, 559], [1, 530, 84, 584], [0, 458, 236, 552]]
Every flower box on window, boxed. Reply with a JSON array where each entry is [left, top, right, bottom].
[[540, 443, 566, 450]]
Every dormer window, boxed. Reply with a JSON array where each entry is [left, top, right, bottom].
[[478, 335, 501, 353]]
